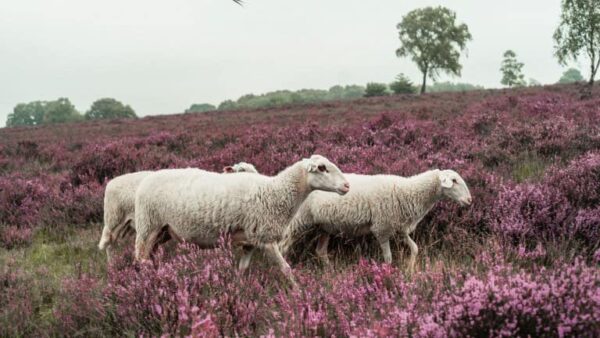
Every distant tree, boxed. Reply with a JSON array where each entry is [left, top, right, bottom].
[[528, 78, 542, 87], [500, 50, 526, 87], [43, 98, 81, 124], [389, 73, 416, 94], [364, 83, 389, 97], [396, 6, 472, 94], [558, 68, 585, 83], [6, 101, 45, 127], [85, 98, 137, 120], [218, 100, 238, 110], [554, 0, 600, 86], [427, 81, 484, 93], [185, 103, 216, 113]]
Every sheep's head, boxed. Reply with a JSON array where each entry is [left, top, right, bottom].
[[439, 169, 472, 206], [304, 155, 349, 195], [223, 162, 258, 174]]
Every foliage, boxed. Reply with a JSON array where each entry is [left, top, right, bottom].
[[558, 67, 585, 83], [427, 81, 484, 92], [85, 98, 137, 120], [389, 73, 416, 94], [500, 50, 526, 87], [185, 103, 216, 113], [396, 6, 472, 93], [6, 98, 82, 127], [364, 83, 389, 97], [554, 0, 600, 85], [0, 85, 599, 336], [215, 85, 365, 111]]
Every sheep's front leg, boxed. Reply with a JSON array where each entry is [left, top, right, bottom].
[[403, 233, 418, 274], [264, 243, 298, 289], [315, 233, 331, 266], [238, 245, 255, 271]]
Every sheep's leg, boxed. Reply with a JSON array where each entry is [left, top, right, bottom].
[[238, 245, 255, 271], [264, 243, 298, 289], [403, 234, 418, 274], [378, 239, 393, 264], [135, 228, 162, 261], [315, 233, 331, 266]]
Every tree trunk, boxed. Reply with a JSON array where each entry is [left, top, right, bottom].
[[420, 70, 427, 94]]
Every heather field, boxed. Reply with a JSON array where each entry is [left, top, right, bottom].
[[1, 85, 600, 337]]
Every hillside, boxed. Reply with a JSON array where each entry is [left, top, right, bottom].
[[1, 84, 599, 336]]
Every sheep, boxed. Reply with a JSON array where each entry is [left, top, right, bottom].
[[98, 163, 258, 262], [280, 169, 471, 273], [134, 155, 350, 286]]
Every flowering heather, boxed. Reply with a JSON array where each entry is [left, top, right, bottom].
[[0, 85, 599, 336]]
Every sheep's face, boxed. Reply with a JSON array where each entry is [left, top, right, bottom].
[[439, 170, 472, 206], [223, 162, 258, 174], [304, 155, 350, 195]]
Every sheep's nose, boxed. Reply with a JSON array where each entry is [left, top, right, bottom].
[[340, 182, 350, 193], [465, 197, 472, 205]]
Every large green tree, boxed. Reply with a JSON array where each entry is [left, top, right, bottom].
[[558, 68, 585, 83], [85, 98, 137, 120], [6, 101, 46, 127], [554, 0, 600, 86], [43, 98, 81, 124], [396, 6, 472, 94], [500, 50, 526, 87]]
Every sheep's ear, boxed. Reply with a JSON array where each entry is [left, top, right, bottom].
[[303, 158, 318, 173], [223, 166, 235, 173], [440, 174, 453, 188]]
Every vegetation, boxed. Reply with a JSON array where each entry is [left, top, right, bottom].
[[0, 84, 599, 336], [427, 81, 484, 92], [6, 98, 82, 127], [554, 0, 600, 86], [396, 6, 472, 94], [364, 83, 389, 97], [389, 73, 416, 94], [85, 98, 137, 120], [558, 67, 585, 83], [500, 50, 526, 87], [185, 103, 217, 113]]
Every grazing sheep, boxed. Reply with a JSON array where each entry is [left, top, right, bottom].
[[98, 163, 258, 262], [281, 169, 471, 273], [134, 155, 350, 286]]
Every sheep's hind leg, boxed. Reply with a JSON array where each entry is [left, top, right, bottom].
[[403, 233, 418, 275], [264, 243, 298, 290], [238, 245, 255, 271], [315, 233, 331, 266], [374, 234, 393, 264]]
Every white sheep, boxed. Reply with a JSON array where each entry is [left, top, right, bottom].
[[281, 169, 472, 273], [97, 163, 258, 262], [134, 155, 349, 287]]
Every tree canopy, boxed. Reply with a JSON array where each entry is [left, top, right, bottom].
[[6, 98, 82, 127], [85, 98, 137, 120], [396, 6, 472, 94], [500, 50, 526, 87], [558, 68, 585, 83], [554, 0, 600, 86]]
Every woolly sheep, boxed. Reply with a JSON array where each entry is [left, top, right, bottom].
[[134, 155, 350, 287], [281, 169, 471, 273], [97, 163, 258, 262]]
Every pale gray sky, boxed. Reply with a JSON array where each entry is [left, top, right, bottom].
[[0, 0, 579, 127]]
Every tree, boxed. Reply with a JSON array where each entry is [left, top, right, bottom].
[[85, 98, 137, 120], [500, 50, 526, 87], [6, 101, 45, 127], [558, 68, 585, 83], [396, 6, 472, 94], [554, 0, 600, 86], [185, 103, 216, 113], [427, 81, 484, 92], [528, 78, 542, 87], [43, 98, 81, 124], [389, 73, 416, 94], [364, 83, 389, 97]]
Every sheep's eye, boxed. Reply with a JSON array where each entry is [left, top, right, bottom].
[[452, 178, 458, 184], [318, 165, 328, 172]]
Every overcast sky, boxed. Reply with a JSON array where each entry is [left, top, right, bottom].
[[0, 0, 578, 127]]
